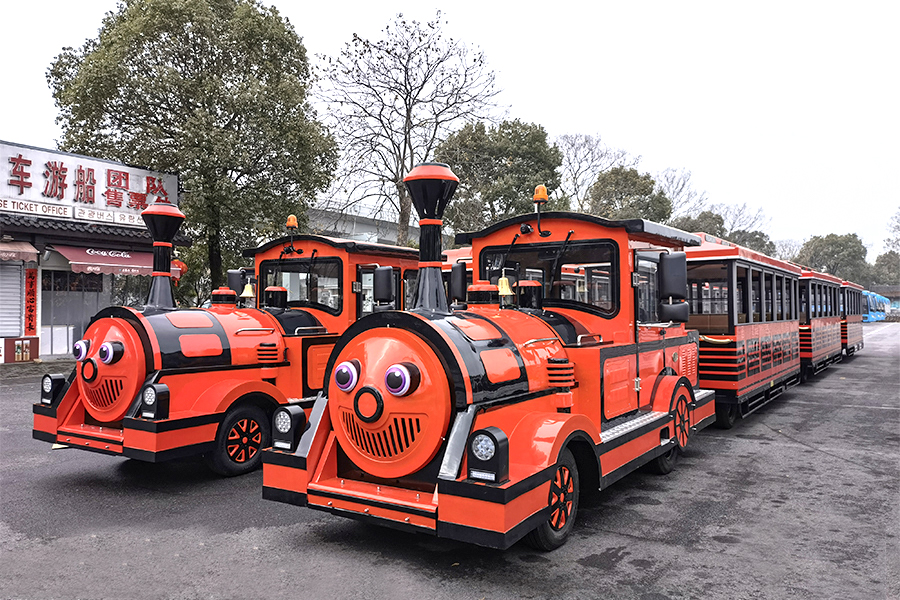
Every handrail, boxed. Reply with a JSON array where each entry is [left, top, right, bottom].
[[294, 326, 330, 335], [235, 328, 275, 335], [523, 337, 558, 346], [576, 333, 603, 346]]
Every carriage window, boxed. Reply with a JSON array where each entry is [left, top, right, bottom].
[[775, 275, 784, 320], [686, 261, 729, 332], [785, 278, 794, 320], [751, 269, 761, 322], [481, 240, 617, 316], [636, 257, 658, 322], [259, 258, 343, 315], [737, 266, 748, 323], [800, 281, 808, 322], [764, 272, 774, 321]]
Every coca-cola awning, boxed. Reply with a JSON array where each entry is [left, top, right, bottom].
[[0, 241, 38, 262], [51, 245, 182, 277]]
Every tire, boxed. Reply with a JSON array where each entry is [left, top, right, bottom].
[[204, 404, 270, 477], [524, 448, 579, 551], [648, 386, 690, 475], [715, 402, 739, 429]]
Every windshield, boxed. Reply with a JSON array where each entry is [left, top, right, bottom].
[[258, 258, 343, 315], [480, 240, 618, 316]]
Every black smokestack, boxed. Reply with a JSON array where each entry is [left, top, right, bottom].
[[403, 163, 458, 312], [141, 199, 185, 310]]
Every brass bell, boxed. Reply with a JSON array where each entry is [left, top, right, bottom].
[[240, 283, 255, 299], [497, 276, 515, 297]]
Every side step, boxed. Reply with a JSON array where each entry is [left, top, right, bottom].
[[600, 411, 668, 444]]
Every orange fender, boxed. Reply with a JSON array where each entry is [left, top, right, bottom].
[[504, 411, 600, 473], [186, 379, 288, 415], [650, 375, 694, 413]]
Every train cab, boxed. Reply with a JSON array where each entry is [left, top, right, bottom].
[[34, 206, 419, 476], [262, 166, 715, 550]]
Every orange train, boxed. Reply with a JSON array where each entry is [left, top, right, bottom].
[[33, 202, 419, 475], [683, 235, 864, 428], [262, 164, 715, 549]]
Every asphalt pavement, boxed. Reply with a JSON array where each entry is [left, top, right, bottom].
[[1, 323, 898, 600]]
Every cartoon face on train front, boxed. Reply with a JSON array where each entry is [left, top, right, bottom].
[[72, 317, 147, 423], [328, 326, 454, 479]]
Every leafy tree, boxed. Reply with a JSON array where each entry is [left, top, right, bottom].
[[872, 250, 900, 285], [887, 208, 900, 253], [588, 167, 671, 222], [794, 233, 870, 283], [669, 210, 727, 238], [728, 230, 776, 256], [555, 133, 637, 213], [435, 120, 562, 233], [316, 11, 499, 245], [48, 0, 337, 292]]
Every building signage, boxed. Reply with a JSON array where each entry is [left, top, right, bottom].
[[1, 141, 178, 228]]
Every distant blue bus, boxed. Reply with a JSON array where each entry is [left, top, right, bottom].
[[862, 290, 888, 322]]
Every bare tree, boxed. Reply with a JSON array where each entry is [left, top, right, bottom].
[[774, 238, 804, 263], [556, 133, 637, 212], [713, 202, 771, 234], [887, 207, 900, 253], [655, 168, 709, 222], [316, 12, 500, 245]]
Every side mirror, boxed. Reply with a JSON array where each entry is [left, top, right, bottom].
[[450, 262, 467, 304], [373, 266, 394, 311], [657, 252, 687, 300], [658, 301, 689, 323]]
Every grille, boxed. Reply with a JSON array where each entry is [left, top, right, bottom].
[[679, 345, 698, 380], [85, 377, 125, 412], [257, 344, 280, 362], [340, 409, 422, 459], [547, 361, 576, 388]]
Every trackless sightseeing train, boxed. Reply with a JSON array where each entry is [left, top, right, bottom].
[[262, 163, 716, 550], [33, 201, 419, 475]]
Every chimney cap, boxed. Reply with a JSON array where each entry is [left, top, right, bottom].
[[403, 162, 458, 183]]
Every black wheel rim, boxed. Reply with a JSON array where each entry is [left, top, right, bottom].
[[227, 417, 262, 464], [674, 395, 690, 448], [549, 464, 575, 531]]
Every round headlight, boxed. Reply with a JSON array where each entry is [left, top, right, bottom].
[[471, 433, 496, 461], [274, 410, 292, 434], [142, 386, 157, 406], [42, 375, 53, 394]]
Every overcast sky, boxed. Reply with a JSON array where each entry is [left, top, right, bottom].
[[2, 0, 897, 258]]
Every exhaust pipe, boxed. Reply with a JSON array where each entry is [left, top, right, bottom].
[[403, 163, 458, 312], [141, 199, 186, 311]]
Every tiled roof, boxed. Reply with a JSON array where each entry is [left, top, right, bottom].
[[0, 212, 192, 246]]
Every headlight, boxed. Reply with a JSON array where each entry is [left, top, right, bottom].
[[466, 427, 509, 484], [143, 386, 157, 406], [42, 375, 53, 394], [274, 410, 292, 434], [471, 433, 496, 461], [272, 405, 307, 452], [40, 373, 66, 405]]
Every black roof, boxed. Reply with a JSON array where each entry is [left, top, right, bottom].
[[455, 212, 701, 247], [0, 213, 192, 248], [243, 234, 419, 259]]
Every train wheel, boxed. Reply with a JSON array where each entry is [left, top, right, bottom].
[[204, 404, 270, 477], [715, 402, 739, 429], [524, 448, 579, 551], [649, 387, 690, 475]]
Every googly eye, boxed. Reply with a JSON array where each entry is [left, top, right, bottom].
[[73, 340, 90, 362], [98, 341, 125, 365], [334, 360, 361, 392], [384, 363, 420, 397]]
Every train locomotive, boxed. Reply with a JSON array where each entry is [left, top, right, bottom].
[[262, 163, 715, 550], [33, 200, 419, 475]]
